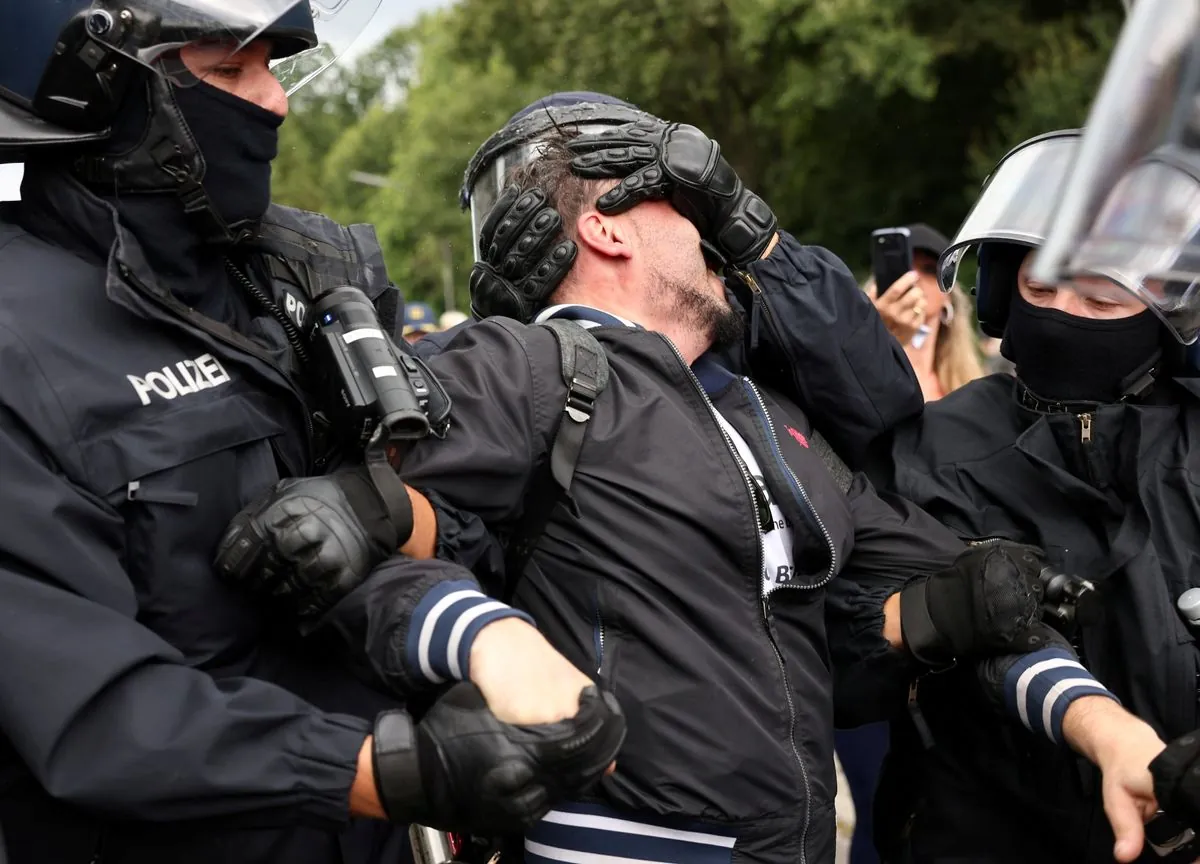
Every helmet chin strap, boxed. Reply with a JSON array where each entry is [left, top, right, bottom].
[[71, 74, 254, 246]]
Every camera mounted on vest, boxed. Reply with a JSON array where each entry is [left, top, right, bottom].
[[1039, 566, 1099, 632], [309, 286, 451, 462]]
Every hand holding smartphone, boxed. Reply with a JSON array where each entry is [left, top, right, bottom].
[[871, 227, 914, 295]]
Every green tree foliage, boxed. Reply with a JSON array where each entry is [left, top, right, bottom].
[[271, 0, 1125, 307]]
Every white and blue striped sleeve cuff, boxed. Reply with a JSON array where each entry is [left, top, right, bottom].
[[1003, 647, 1118, 745], [405, 580, 535, 684]]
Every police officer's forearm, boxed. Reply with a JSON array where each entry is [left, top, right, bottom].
[[882, 591, 904, 649], [759, 232, 781, 259], [350, 736, 387, 819], [1063, 695, 1162, 767]]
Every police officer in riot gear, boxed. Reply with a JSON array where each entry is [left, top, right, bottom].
[[864, 123, 1200, 863], [1020, 0, 1200, 854], [0, 3, 624, 863]]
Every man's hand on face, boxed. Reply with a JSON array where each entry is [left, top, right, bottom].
[[567, 118, 778, 270]]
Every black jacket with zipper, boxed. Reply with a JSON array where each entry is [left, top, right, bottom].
[[867, 372, 1200, 864], [325, 239, 966, 863]]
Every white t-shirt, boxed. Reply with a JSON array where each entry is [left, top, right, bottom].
[[713, 411, 795, 597]]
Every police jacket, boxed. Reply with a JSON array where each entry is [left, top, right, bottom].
[[867, 373, 1200, 864], [0, 165, 423, 864], [324, 233, 965, 864]]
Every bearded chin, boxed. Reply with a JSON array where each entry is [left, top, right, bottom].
[[709, 303, 746, 351], [653, 267, 746, 352]]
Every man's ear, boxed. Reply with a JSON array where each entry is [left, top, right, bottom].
[[576, 210, 634, 262]]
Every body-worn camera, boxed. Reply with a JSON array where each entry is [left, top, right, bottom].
[[309, 287, 451, 456], [1040, 566, 1099, 629]]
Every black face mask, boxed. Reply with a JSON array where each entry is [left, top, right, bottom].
[[172, 81, 283, 229], [1002, 292, 1163, 404]]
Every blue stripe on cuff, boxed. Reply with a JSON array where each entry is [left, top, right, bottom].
[[455, 605, 535, 681], [1003, 647, 1118, 744], [1045, 683, 1117, 744], [405, 583, 489, 686], [1003, 647, 1075, 719]]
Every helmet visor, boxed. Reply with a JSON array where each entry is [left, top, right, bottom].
[[1060, 153, 1200, 342], [271, 0, 382, 95], [86, 0, 378, 94], [468, 123, 619, 261], [937, 133, 1080, 292], [1032, 0, 1200, 287]]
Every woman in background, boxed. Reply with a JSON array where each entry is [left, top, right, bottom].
[[866, 223, 985, 401]]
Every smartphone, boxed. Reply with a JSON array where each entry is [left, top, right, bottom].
[[871, 227, 914, 296]]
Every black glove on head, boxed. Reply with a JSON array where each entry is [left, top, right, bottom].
[[214, 467, 411, 625], [900, 541, 1046, 666], [469, 185, 578, 322], [373, 683, 626, 833], [567, 118, 778, 269]]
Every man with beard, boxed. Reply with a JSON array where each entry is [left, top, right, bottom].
[[221, 124, 1064, 864]]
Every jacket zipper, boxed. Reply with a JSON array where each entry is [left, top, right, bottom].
[[658, 334, 811, 864], [1077, 412, 1096, 484], [744, 378, 838, 588], [734, 269, 771, 352], [117, 264, 315, 467], [596, 586, 606, 676]]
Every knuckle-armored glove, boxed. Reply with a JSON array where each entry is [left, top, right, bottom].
[[372, 682, 626, 833], [214, 467, 412, 625], [470, 184, 578, 322], [900, 541, 1046, 666], [567, 118, 778, 268]]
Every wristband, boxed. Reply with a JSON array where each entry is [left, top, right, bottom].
[[372, 710, 425, 821]]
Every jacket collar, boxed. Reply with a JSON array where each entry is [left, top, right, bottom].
[[17, 163, 173, 307], [533, 303, 737, 395]]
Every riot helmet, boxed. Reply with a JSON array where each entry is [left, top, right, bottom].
[[1031, 0, 1200, 344], [938, 130, 1085, 337], [0, 0, 378, 240], [459, 91, 653, 261]]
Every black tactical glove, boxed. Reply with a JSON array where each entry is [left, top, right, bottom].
[[214, 467, 412, 625], [900, 541, 1046, 666], [469, 184, 578, 322], [1152, 731, 1200, 832], [567, 118, 778, 269], [373, 682, 625, 832]]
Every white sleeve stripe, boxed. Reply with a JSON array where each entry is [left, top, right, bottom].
[[1015, 658, 1085, 728], [446, 600, 511, 679], [1041, 679, 1114, 739], [418, 589, 487, 683]]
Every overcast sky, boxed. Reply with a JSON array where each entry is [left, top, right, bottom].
[[367, 0, 455, 45], [0, 0, 454, 201]]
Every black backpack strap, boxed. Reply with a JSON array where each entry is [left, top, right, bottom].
[[501, 319, 609, 602]]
